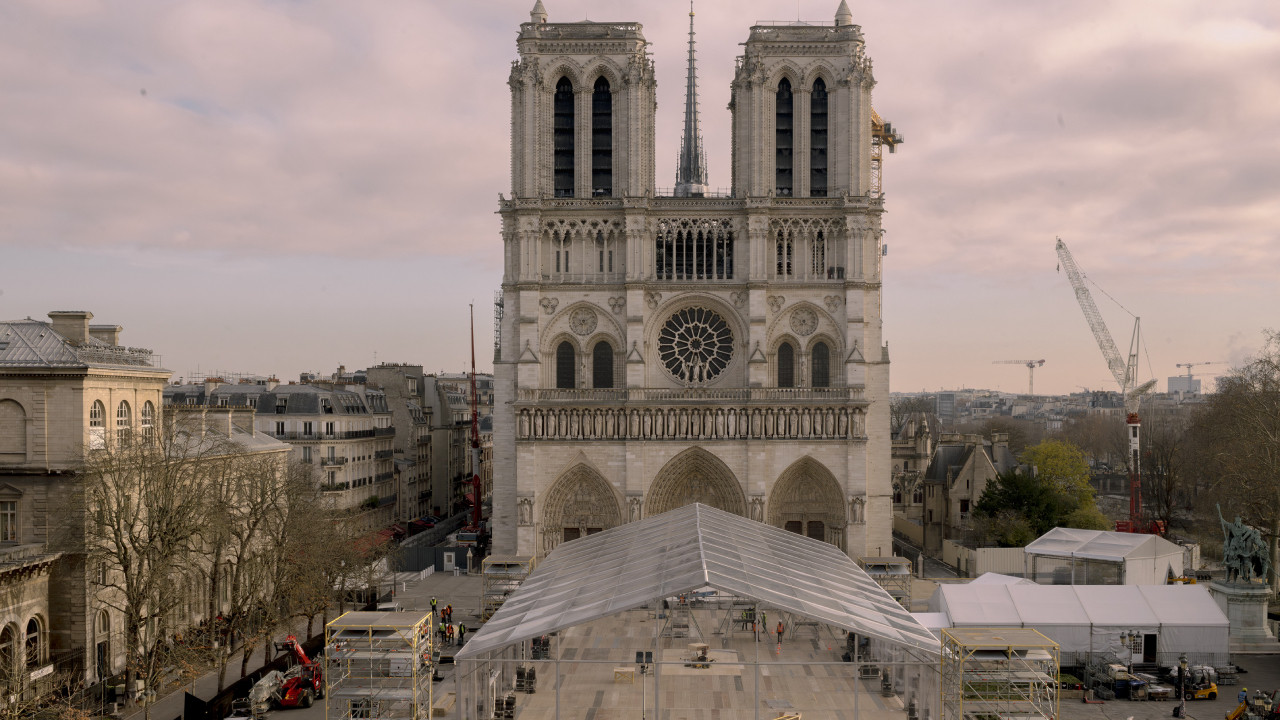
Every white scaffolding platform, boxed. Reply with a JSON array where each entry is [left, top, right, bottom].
[[940, 627, 1059, 720]]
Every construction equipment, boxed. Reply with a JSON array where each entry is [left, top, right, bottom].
[[463, 304, 485, 537], [250, 634, 323, 712], [1055, 238, 1161, 535], [870, 109, 904, 196], [993, 359, 1046, 395]]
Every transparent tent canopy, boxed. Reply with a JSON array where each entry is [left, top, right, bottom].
[[458, 503, 939, 659]]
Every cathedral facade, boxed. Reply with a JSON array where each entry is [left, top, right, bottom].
[[492, 1, 897, 559]]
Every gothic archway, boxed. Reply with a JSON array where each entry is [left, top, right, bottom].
[[646, 448, 746, 517], [767, 457, 847, 550], [541, 464, 623, 553]]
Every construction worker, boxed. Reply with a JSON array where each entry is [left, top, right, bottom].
[[1240, 688, 1248, 705], [776, 620, 785, 644], [445, 604, 453, 623], [438, 622, 446, 645], [446, 623, 455, 645], [430, 596, 438, 617], [458, 622, 467, 646]]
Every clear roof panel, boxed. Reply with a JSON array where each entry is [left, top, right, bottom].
[[458, 503, 939, 659]]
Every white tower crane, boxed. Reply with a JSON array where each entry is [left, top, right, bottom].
[[993, 359, 1046, 395], [1055, 238, 1159, 534]]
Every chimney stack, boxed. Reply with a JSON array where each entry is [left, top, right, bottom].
[[89, 324, 123, 345], [48, 311, 93, 346]]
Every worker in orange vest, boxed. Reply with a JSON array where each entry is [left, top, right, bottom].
[[776, 620, 785, 644]]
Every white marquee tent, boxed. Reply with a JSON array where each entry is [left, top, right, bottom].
[[927, 582, 1228, 667], [1024, 527, 1185, 585]]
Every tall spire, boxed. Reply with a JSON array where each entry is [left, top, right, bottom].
[[674, 1, 709, 197]]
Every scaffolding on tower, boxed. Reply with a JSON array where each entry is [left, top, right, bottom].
[[870, 109, 904, 196]]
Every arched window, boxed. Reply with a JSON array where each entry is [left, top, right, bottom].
[[595, 231, 614, 275], [775, 231, 793, 278], [591, 77, 612, 197], [24, 616, 42, 669], [116, 400, 131, 446], [555, 341, 576, 389], [95, 610, 111, 681], [811, 230, 827, 277], [89, 400, 106, 450], [592, 341, 614, 389], [551, 231, 571, 278], [810, 78, 828, 197], [0, 624, 14, 690], [141, 401, 155, 443], [811, 341, 830, 388], [775, 78, 794, 196], [777, 342, 795, 388], [554, 77, 575, 198]]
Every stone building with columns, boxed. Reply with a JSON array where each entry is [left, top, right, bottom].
[[492, 1, 899, 559]]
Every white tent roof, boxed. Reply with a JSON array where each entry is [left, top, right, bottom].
[[458, 503, 940, 659], [969, 572, 1035, 586], [1025, 527, 1183, 563], [933, 583, 1226, 629]]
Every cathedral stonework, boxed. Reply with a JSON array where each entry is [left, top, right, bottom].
[[492, 1, 895, 559]]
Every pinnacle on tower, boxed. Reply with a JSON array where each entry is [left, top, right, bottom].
[[835, 0, 853, 26], [674, 1, 709, 197], [530, 0, 547, 24]]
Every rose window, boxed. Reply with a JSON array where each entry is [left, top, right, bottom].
[[658, 307, 734, 384]]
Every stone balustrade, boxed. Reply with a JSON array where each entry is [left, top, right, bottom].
[[516, 404, 865, 441]]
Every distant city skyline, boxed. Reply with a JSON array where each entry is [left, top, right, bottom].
[[2, 0, 1275, 395]]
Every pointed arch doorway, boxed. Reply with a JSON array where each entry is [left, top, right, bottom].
[[767, 457, 847, 550], [540, 464, 623, 554], [645, 448, 746, 517]]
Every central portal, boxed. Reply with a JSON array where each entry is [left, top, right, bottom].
[[645, 448, 746, 517]]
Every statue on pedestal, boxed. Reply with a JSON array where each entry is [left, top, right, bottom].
[[1218, 503, 1270, 584]]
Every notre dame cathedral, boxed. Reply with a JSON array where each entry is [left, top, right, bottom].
[[492, 0, 900, 560]]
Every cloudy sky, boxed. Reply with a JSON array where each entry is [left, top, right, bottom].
[[2, 0, 1276, 395]]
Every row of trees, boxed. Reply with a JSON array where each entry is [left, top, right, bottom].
[[78, 416, 385, 719], [964, 330, 1280, 591]]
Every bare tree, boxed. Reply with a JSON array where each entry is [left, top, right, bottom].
[[80, 419, 221, 720], [1190, 330, 1280, 591], [890, 396, 936, 434]]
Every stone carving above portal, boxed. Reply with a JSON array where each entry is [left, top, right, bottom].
[[790, 307, 818, 336], [645, 291, 662, 309], [569, 308, 597, 336], [540, 298, 559, 315], [730, 290, 748, 308], [824, 295, 842, 312], [767, 295, 785, 314], [608, 296, 626, 314], [657, 307, 734, 385]]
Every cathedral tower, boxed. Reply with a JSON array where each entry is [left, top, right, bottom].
[[493, 2, 895, 560]]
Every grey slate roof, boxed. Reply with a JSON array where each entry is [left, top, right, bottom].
[[0, 318, 160, 370]]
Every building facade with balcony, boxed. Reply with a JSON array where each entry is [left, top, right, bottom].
[[164, 380, 396, 531], [492, 2, 895, 558], [364, 364, 434, 523]]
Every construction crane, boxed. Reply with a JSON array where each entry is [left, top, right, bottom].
[[465, 304, 485, 536], [1054, 238, 1161, 535], [993, 359, 1046, 395], [870, 109, 904, 196], [1175, 361, 1223, 380]]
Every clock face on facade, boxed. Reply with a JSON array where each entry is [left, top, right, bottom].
[[657, 307, 734, 385]]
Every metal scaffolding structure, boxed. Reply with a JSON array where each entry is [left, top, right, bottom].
[[940, 628, 1059, 720], [481, 555, 537, 621], [324, 610, 434, 720], [859, 556, 913, 609]]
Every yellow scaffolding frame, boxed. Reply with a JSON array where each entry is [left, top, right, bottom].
[[324, 610, 434, 719], [940, 628, 1059, 720]]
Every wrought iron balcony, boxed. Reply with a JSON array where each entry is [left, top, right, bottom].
[[320, 456, 348, 467]]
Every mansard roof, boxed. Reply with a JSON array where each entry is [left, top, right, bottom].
[[457, 503, 940, 659]]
